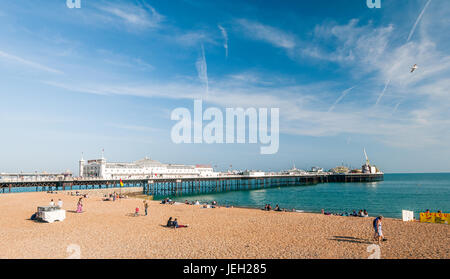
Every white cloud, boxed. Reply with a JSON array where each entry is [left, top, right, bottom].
[[196, 44, 209, 95], [96, 1, 164, 29], [0, 50, 63, 74], [175, 31, 216, 47], [218, 25, 228, 57], [236, 19, 296, 49], [97, 49, 154, 71], [301, 19, 394, 68], [40, 1, 450, 150]]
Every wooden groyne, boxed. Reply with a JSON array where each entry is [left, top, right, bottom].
[[0, 173, 383, 197]]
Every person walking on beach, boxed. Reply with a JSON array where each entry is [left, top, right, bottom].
[[57, 199, 63, 209], [373, 216, 384, 244], [76, 198, 83, 213], [143, 201, 148, 216]]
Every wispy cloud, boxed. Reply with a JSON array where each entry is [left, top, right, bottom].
[[97, 49, 153, 71], [196, 44, 209, 95], [30, 1, 450, 151], [175, 31, 216, 47], [0, 50, 63, 74], [218, 25, 228, 57], [96, 1, 164, 29], [377, 0, 433, 105], [375, 79, 391, 106], [407, 0, 433, 42], [301, 19, 394, 67], [236, 19, 296, 49], [328, 86, 355, 112]]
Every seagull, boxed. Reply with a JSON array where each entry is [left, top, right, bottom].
[[410, 64, 418, 73]]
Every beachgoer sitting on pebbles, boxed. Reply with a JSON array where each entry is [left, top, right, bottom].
[[172, 218, 188, 229], [166, 217, 174, 227], [362, 209, 369, 217], [134, 207, 139, 217], [161, 198, 171, 204], [274, 205, 282, 212]]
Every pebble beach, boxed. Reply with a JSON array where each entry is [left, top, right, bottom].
[[0, 191, 448, 259]]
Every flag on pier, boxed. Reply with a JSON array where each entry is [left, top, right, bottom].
[[120, 178, 124, 187]]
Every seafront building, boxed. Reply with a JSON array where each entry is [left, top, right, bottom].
[[79, 155, 217, 179]]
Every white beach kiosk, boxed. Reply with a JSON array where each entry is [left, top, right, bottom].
[[36, 206, 66, 223]]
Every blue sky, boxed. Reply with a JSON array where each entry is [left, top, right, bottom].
[[0, 0, 449, 173]]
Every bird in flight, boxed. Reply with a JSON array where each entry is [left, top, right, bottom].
[[410, 64, 418, 73]]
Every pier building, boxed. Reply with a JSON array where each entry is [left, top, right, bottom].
[[79, 155, 216, 179]]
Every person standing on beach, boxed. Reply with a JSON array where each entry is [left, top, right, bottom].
[[373, 216, 384, 244], [143, 201, 148, 216], [76, 198, 83, 213]]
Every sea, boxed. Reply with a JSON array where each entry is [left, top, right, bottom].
[[173, 173, 450, 219]]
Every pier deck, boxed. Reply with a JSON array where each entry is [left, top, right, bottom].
[[0, 173, 384, 197]]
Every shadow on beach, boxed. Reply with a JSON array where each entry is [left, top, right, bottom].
[[330, 236, 373, 245], [125, 213, 144, 217]]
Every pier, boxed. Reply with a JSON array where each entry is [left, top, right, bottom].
[[0, 173, 384, 197]]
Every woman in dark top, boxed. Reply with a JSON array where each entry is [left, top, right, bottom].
[[167, 217, 173, 227]]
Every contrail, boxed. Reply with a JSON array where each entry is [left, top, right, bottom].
[[392, 102, 401, 114], [376, 0, 432, 105], [407, 0, 432, 42], [196, 44, 209, 95], [376, 79, 391, 106], [218, 25, 228, 57], [0, 50, 63, 74], [328, 86, 355, 112]]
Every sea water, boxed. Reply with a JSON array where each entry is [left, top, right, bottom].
[[173, 173, 450, 219]]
